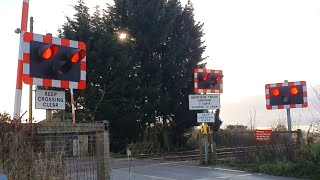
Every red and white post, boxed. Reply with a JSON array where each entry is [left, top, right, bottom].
[[13, 0, 30, 121], [70, 88, 76, 124]]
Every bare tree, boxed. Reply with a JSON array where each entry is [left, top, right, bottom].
[[307, 86, 320, 131], [92, 84, 106, 122], [271, 113, 287, 131], [248, 106, 256, 131]]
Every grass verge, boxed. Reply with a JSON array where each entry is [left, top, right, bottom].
[[221, 160, 320, 180]]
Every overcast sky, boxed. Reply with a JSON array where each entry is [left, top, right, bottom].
[[1, 0, 320, 130]]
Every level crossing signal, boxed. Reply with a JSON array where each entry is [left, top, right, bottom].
[[265, 81, 308, 109], [194, 68, 223, 94], [22, 32, 87, 89]]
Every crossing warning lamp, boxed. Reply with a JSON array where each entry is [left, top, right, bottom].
[[38, 44, 58, 60], [265, 81, 308, 110], [194, 68, 223, 93], [22, 32, 87, 89], [271, 88, 280, 97]]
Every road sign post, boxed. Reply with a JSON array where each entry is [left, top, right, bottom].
[[204, 134, 208, 165], [286, 108, 292, 140], [70, 88, 76, 124], [200, 123, 209, 165], [284, 80, 293, 142], [192, 68, 224, 165]]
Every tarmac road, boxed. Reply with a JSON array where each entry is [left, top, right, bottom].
[[110, 158, 304, 180]]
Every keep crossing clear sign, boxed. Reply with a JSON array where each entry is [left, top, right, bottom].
[[197, 113, 215, 123], [35, 89, 65, 110], [189, 94, 220, 110]]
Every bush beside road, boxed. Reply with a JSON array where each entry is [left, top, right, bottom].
[[221, 143, 320, 180]]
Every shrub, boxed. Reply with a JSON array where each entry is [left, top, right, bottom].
[[0, 115, 68, 179], [297, 144, 320, 163], [231, 143, 320, 179]]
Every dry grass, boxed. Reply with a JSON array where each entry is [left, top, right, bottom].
[[0, 122, 67, 180]]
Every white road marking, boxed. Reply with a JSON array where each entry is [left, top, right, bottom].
[[216, 173, 252, 179], [172, 164, 211, 169], [213, 167, 246, 173], [216, 176, 232, 179], [113, 161, 203, 169], [112, 169, 176, 180]]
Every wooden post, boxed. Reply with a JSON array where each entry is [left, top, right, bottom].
[[204, 133, 208, 165], [208, 129, 213, 163], [212, 142, 217, 164], [96, 131, 110, 179], [210, 130, 217, 164], [294, 129, 302, 161], [296, 129, 302, 146]]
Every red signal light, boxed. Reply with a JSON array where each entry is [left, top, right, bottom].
[[71, 53, 80, 63], [290, 87, 299, 95], [203, 75, 209, 81], [38, 44, 58, 60], [67, 49, 86, 64], [42, 48, 53, 60], [202, 74, 223, 81], [272, 88, 280, 97]]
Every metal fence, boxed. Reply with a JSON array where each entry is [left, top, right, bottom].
[[0, 123, 110, 180]]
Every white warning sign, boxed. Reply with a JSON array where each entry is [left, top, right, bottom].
[[197, 113, 215, 123], [188, 94, 220, 110], [35, 89, 65, 110]]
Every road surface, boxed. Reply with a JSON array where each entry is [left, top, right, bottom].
[[110, 158, 303, 180]]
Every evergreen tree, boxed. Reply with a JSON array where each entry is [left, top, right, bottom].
[[106, 0, 206, 150], [59, 0, 208, 151]]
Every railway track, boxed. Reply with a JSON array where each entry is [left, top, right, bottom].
[[133, 144, 290, 161]]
